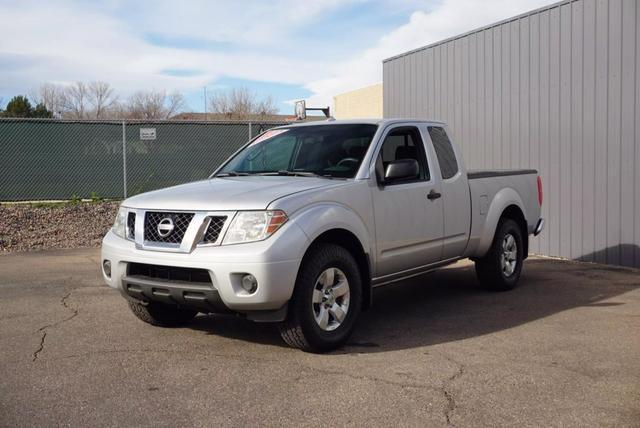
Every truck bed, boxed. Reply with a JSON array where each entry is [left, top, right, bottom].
[[464, 169, 540, 259]]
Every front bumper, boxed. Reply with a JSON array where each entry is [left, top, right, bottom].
[[100, 221, 309, 312], [122, 274, 230, 313]]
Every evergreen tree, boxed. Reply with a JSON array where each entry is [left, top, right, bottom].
[[4, 95, 33, 117], [32, 102, 53, 118]]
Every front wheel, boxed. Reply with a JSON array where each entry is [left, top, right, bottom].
[[475, 218, 524, 291], [278, 244, 362, 352]]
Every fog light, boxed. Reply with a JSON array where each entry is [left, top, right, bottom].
[[103, 260, 112, 278], [241, 274, 257, 294]]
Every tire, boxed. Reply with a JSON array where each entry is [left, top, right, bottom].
[[475, 218, 524, 291], [278, 243, 362, 353], [128, 300, 198, 327]]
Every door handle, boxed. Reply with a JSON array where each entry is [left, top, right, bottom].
[[427, 190, 442, 200]]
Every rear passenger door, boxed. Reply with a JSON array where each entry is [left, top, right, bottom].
[[426, 125, 471, 260], [370, 125, 445, 278]]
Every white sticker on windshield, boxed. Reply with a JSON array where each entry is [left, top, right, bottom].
[[250, 129, 289, 145]]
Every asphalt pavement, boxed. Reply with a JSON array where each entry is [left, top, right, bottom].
[[1, 249, 638, 427]]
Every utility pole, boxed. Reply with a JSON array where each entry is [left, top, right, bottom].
[[203, 86, 207, 121]]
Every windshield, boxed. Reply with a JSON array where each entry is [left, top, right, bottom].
[[217, 124, 378, 178]]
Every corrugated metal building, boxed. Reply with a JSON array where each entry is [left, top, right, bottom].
[[383, 0, 639, 268]]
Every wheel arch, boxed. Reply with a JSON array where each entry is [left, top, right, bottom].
[[290, 202, 374, 310], [499, 205, 529, 259], [473, 187, 529, 258]]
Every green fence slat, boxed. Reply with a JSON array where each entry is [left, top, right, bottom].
[[0, 119, 286, 201]]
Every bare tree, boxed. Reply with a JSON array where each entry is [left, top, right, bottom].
[[101, 102, 127, 120], [208, 90, 231, 116], [126, 89, 185, 119], [255, 95, 278, 116], [32, 83, 67, 118], [23, 82, 189, 120], [63, 81, 89, 119], [165, 91, 186, 118], [208, 87, 278, 119], [127, 90, 162, 119], [88, 81, 118, 119]]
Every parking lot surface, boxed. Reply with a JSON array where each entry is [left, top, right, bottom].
[[0, 248, 638, 427]]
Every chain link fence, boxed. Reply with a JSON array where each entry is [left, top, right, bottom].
[[0, 119, 288, 201]]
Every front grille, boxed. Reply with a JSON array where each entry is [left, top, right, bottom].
[[202, 216, 227, 243], [128, 262, 212, 285], [126, 212, 136, 239], [144, 212, 194, 244]]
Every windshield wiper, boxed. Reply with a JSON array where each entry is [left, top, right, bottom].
[[263, 170, 335, 179], [216, 171, 252, 177], [220, 170, 335, 178], [277, 170, 320, 177]]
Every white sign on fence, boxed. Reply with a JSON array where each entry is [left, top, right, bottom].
[[140, 128, 156, 140]]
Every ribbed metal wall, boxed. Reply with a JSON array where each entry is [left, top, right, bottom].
[[383, 0, 639, 267]]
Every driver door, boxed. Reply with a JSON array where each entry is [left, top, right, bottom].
[[370, 125, 445, 278]]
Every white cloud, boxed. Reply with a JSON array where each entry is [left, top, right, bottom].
[[304, 0, 556, 108], [126, 0, 360, 46], [0, 0, 354, 98], [0, 0, 559, 111]]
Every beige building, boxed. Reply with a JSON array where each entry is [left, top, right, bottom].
[[333, 83, 383, 119]]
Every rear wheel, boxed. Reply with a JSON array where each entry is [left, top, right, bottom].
[[128, 300, 198, 327], [278, 244, 362, 352], [475, 218, 524, 291]]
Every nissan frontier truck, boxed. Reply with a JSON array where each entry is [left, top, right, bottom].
[[101, 119, 544, 352]]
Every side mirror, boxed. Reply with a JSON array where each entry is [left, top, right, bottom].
[[294, 100, 306, 120], [383, 159, 419, 183]]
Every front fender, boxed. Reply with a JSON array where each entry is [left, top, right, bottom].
[[474, 187, 526, 257], [290, 202, 372, 258]]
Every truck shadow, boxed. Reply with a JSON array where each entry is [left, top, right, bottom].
[[189, 257, 639, 353]]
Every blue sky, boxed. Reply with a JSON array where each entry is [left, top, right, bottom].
[[0, 0, 555, 113], [142, 0, 422, 112]]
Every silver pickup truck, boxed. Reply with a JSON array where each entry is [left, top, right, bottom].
[[101, 119, 544, 352]]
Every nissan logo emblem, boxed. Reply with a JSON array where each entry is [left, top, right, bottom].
[[157, 218, 175, 237]]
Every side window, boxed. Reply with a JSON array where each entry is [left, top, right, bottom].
[[377, 126, 430, 183], [428, 126, 459, 179]]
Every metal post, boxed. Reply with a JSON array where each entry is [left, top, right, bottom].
[[248, 122, 252, 140], [122, 120, 127, 199], [204, 86, 207, 121]]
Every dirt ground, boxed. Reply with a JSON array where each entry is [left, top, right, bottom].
[[0, 201, 118, 253]]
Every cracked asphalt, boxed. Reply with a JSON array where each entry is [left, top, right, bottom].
[[1, 249, 639, 427]]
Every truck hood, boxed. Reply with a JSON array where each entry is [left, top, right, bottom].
[[122, 176, 341, 211]]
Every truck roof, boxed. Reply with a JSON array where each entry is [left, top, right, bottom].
[[280, 118, 446, 128]]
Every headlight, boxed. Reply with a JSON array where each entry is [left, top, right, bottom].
[[222, 210, 288, 245], [112, 207, 127, 239]]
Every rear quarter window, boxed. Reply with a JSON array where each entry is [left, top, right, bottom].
[[428, 126, 458, 179]]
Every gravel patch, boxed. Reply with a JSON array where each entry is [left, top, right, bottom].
[[0, 201, 119, 253]]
